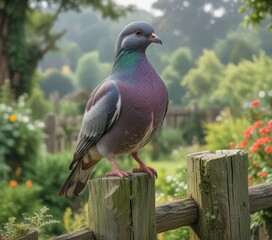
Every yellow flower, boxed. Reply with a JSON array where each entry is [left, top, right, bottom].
[[9, 114, 17, 123], [9, 180, 18, 188], [15, 167, 22, 177], [26, 180, 33, 188]]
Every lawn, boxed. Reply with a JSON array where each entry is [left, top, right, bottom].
[[92, 144, 205, 177]]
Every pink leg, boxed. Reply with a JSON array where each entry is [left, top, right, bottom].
[[131, 152, 157, 178], [106, 154, 132, 178]]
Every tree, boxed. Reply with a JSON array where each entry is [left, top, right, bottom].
[[214, 52, 272, 115], [0, 0, 132, 98], [182, 50, 224, 109], [40, 69, 75, 98], [76, 51, 111, 90], [213, 29, 260, 64], [64, 42, 83, 71], [240, 0, 272, 30], [161, 48, 194, 105], [152, 0, 242, 55]]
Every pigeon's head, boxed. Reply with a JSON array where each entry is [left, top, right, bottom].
[[115, 21, 162, 55]]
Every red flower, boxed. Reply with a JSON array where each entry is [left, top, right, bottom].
[[250, 99, 260, 107], [260, 121, 272, 136], [251, 145, 259, 152], [260, 127, 268, 136], [258, 171, 268, 178], [252, 161, 259, 167], [253, 121, 262, 128], [265, 146, 272, 153], [248, 174, 253, 181], [250, 137, 271, 152], [229, 141, 235, 149], [239, 139, 247, 149]]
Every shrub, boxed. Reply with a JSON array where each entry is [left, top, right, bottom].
[[23, 151, 85, 235], [151, 128, 184, 159], [63, 203, 88, 233], [0, 206, 59, 240], [236, 97, 272, 185], [40, 69, 75, 98], [0, 96, 44, 178], [204, 108, 249, 151], [0, 181, 42, 224], [75, 51, 111, 90], [28, 86, 53, 120]]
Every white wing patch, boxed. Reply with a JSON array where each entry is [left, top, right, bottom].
[[108, 95, 121, 128]]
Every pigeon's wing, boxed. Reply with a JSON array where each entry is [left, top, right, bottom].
[[69, 80, 121, 169]]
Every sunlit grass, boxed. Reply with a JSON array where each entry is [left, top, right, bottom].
[[146, 144, 205, 175], [92, 144, 206, 178]]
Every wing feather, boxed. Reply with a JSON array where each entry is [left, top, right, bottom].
[[70, 81, 121, 169]]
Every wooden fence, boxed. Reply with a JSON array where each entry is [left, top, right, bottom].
[[44, 107, 219, 153], [20, 150, 272, 240]]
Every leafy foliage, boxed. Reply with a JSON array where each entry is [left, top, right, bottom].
[[0, 0, 132, 98], [0, 206, 59, 240], [76, 51, 111, 90], [214, 30, 258, 64], [63, 203, 88, 233], [204, 108, 249, 151], [64, 43, 83, 71], [24, 151, 85, 234], [151, 128, 184, 159], [182, 50, 272, 115], [162, 48, 194, 105], [0, 182, 42, 224], [28, 85, 53, 120], [153, 0, 242, 55], [237, 97, 272, 185], [215, 52, 272, 115], [240, 0, 272, 30], [24, 206, 60, 233], [40, 69, 75, 98], [0, 95, 44, 176], [182, 50, 224, 109]]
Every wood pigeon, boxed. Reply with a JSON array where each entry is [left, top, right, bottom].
[[59, 21, 168, 198]]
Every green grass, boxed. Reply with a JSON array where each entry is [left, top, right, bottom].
[[92, 144, 205, 178], [146, 145, 205, 175]]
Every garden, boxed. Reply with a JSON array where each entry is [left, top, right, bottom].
[[1, 0, 272, 239]]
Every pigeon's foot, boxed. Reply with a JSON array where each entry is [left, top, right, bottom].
[[133, 166, 157, 178], [107, 154, 132, 178], [105, 170, 132, 178], [131, 152, 157, 178]]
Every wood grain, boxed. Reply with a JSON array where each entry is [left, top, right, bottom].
[[50, 229, 95, 240], [187, 150, 250, 240], [88, 173, 155, 240]]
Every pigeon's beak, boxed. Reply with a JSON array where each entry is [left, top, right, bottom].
[[149, 33, 162, 45]]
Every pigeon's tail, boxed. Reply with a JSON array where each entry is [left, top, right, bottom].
[[58, 154, 101, 198]]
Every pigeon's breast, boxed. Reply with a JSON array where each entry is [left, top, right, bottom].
[[96, 69, 168, 156]]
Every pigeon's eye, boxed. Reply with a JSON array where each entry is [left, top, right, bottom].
[[135, 28, 142, 36]]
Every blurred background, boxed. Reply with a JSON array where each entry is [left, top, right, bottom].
[[0, 0, 272, 239]]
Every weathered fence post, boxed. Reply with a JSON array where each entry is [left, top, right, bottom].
[[88, 173, 155, 240], [45, 114, 58, 153], [187, 150, 250, 240]]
